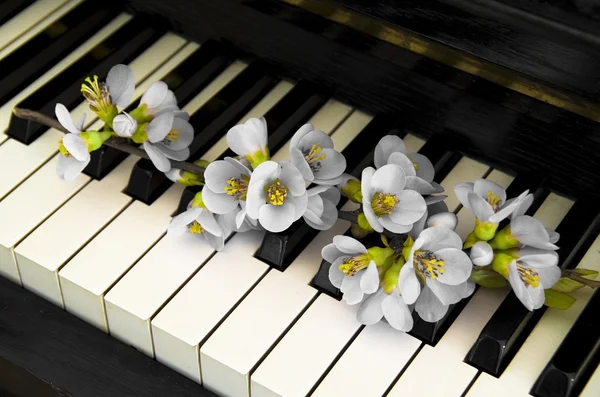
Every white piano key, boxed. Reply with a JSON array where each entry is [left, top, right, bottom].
[[312, 170, 514, 397], [467, 223, 598, 397], [12, 42, 200, 306], [110, 94, 351, 358], [248, 155, 492, 397], [0, 30, 185, 199], [0, 11, 131, 145], [151, 98, 353, 383], [0, 0, 73, 53], [58, 60, 249, 330], [0, 33, 188, 284]]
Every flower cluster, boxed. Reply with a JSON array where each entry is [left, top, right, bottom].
[[46, 65, 598, 335]]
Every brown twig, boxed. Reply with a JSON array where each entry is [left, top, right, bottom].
[[562, 269, 600, 288], [13, 108, 205, 176]]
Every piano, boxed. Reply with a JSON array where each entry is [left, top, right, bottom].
[[0, 0, 599, 396]]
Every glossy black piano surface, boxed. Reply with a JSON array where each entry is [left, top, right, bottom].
[[1, 0, 600, 396]]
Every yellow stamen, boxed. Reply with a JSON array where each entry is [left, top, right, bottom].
[[165, 129, 180, 143], [338, 254, 370, 276], [303, 143, 327, 171], [188, 220, 204, 234], [80, 75, 112, 114], [408, 156, 419, 170], [58, 138, 71, 157], [516, 263, 540, 288], [224, 174, 250, 201], [414, 250, 445, 279], [264, 179, 288, 206], [371, 192, 398, 217], [487, 191, 502, 212]]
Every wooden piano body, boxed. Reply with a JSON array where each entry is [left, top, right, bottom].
[[0, 0, 599, 396]]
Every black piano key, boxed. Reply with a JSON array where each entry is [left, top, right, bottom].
[[0, 2, 118, 108], [466, 200, 600, 377], [86, 40, 234, 180], [176, 80, 327, 213], [127, 61, 276, 204], [6, 18, 163, 144], [0, 0, 33, 25], [415, 134, 462, 184], [257, 114, 402, 271], [531, 289, 600, 397]]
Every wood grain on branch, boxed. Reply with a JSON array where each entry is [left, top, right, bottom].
[[12, 108, 205, 176]]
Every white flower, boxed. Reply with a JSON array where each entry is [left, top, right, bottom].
[[324, 236, 380, 305], [81, 64, 135, 116], [289, 123, 346, 185], [426, 212, 458, 230], [400, 227, 473, 322], [113, 112, 137, 137], [361, 164, 427, 233], [454, 180, 529, 224], [218, 206, 261, 234], [226, 117, 269, 160], [139, 81, 181, 118], [203, 157, 252, 228], [506, 248, 560, 310], [357, 287, 413, 331], [470, 241, 494, 266], [303, 185, 340, 230], [55, 104, 90, 182], [509, 215, 559, 250], [374, 135, 435, 183], [245, 161, 308, 232], [142, 112, 194, 172], [167, 205, 225, 251]]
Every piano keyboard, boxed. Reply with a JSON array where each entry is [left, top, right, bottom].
[[0, 2, 599, 397]]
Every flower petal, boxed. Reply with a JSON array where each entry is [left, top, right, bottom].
[[518, 248, 559, 268], [322, 243, 345, 264], [360, 260, 380, 294], [290, 123, 314, 150], [404, 176, 436, 195], [205, 160, 242, 193], [387, 152, 416, 176], [536, 265, 561, 289], [333, 235, 368, 255], [511, 215, 558, 250], [226, 117, 268, 156], [249, 161, 280, 186], [474, 179, 507, 206], [470, 241, 494, 266], [371, 164, 406, 194], [162, 117, 193, 150], [55, 104, 79, 134], [313, 149, 346, 180], [417, 226, 463, 251], [155, 145, 189, 161], [453, 182, 474, 211], [106, 64, 135, 107], [341, 275, 364, 305], [328, 257, 347, 288], [507, 261, 539, 311], [287, 192, 308, 221], [197, 210, 223, 237], [382, 290, 414, 331], [310, 198, 337, 230], [410, 153, 435, 183], [201, 186, 238, 214], [56, 154, 88, 182], [167, 207, 202, 236], [374, 135, 405, 169], [224, 157, 252, 177], [143, 141, 171, 172], [63, 133, 89, 161], [297, 129, 334, 150], [467, 192, 495, 221], [245, 181, 267, 219], [279, 161, 306, 196], [258, 203, 296, 232], [203, 231, 225, 251], [290, 147, 314, 182], [147, 112, 174, 143], [357, 288, 386, 325], [426, 212, 458, 230], [415, 285, 449, 322], [399, 264, 421, 305], [113, 112, 137, 138], [389, 189, 427, 225], [379, 216, 413, 233], [141, 81, 169, 109], [434, 248, 472, 285], [426, 278, 465, 305]]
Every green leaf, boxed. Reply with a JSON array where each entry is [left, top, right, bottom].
[[571, 268, 599, 279], [470, 268, 508, 288], [553, 269, 599, 292], [544, 289, 576, 310]]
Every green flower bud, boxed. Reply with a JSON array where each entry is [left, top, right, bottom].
[[341, 179, 362, 203], [350, 213, 374, 239], [191, 191, 206, 209], [470, 267, 508, 288], [246, 148, 270, 170], [129, 104, 153, 125], [367, 246, 395, 267], [80, 130, 112, 152], [491, 250, 518, 278], [463, 232, 479, 249], [474, 218, 499, 241], [488, 226, 519, 250], [544, 289, 576, 310]]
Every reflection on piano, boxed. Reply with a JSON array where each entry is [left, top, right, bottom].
[[0, 0, 599, 396]]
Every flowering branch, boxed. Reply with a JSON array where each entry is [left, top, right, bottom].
[[562, 269, 600, 288], [12, 107, 206, 176]]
